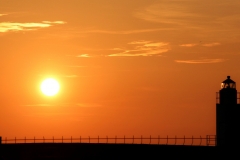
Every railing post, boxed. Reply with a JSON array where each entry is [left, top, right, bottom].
[[206, 135, 209, 146], [183, 136, 185, 145], [166, 136, 168, 145], [191, 136, 194, 145], [175, 136, 177, 145], [214, 135, 217, 146], [200, 136, 202, 146]]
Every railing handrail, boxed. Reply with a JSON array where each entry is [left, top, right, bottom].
[[216, 92, 240, 104], [0, 135, 216, 146]]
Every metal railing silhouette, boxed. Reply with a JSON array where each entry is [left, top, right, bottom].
[[1, 135, 216, 146], [216, 92, 240, 104]]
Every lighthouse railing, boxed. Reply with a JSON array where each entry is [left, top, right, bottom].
[[216, 92, 220, 104], [238, 92, 240, 104], [216, 92, 240, 104]]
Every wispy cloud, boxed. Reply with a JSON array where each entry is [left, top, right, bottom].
[[111, 48, 123, 51], [134, 0, 240, 33], [76, 54, 91, 58], [64, 75, 78, 78], [175, 58, 226, 64], [128, 40, 152, 45], [0, 14, 7, 17], [134, 2, 200, 26], [23, 104, 54, 107], [109, 41, 170, 57], [202, 42, 220, 47], [25, 103, 102, 108], [67, 65, 88, 68], [83, 28, 173, 35], [179, 43, 198, 47], [42, 21, 66, 24], [179, 42, 220, 47], [77, 103, 102, 108], [0, 21, 66, 32]]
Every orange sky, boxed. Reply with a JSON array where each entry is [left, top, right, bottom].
[[1, 0, 240, 139]]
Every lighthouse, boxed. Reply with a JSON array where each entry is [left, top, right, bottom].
[[216, 76, 240, 146]]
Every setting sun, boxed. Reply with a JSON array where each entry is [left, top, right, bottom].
[[40, 78, 60, 96]]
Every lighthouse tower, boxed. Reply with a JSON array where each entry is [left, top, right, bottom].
[[216, 76, 240, 146]]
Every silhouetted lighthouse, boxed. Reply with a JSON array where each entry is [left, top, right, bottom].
[[216, 76, 240, 146]]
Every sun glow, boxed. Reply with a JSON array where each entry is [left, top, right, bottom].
[[40, 78, 60, 96]]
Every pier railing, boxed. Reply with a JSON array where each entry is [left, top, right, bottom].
[[0, 135, 216, 146]]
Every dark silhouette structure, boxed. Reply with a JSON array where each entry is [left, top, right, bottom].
[[216, 76, 240, 146]]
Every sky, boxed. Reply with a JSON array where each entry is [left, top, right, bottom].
[[1, 0, 240, 139]]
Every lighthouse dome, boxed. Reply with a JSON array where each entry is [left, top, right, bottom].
[[221, 76, 236, 89]]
